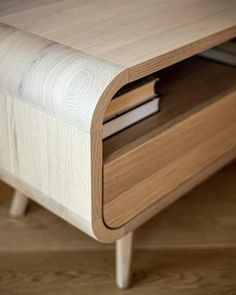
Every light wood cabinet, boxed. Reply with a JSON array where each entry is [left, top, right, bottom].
[[0, 0, 235, 243], [0, 0, 236, 289]]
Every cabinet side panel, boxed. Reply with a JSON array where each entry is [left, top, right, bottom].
[[0, 91, 93, 235]]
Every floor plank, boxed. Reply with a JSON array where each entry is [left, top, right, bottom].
[[0, 249, 236, 295], [0, 181, 13, 204]]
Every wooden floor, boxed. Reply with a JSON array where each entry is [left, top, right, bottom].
[[0, 161, 236, 294]]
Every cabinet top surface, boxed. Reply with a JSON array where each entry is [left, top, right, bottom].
[[0, 0, 235, 132], [0, 0, 235, 72]]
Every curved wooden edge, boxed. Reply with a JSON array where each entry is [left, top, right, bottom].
[[0, 22, 127, 133], [0, 23, 128, 243], [1, 23, 236, 134], [88, 130, 124, 243], [112, 147, 236, 237]]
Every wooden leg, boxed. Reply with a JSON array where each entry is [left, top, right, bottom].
[[10, 190, 29, 217], [115, 231, 133, 289]]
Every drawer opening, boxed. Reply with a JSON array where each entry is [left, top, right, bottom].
[[102, 56, 236, 229]]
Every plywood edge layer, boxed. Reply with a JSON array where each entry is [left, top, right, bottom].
[[127, 25, 236, 81]]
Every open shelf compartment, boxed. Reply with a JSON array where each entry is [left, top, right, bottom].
[[103, 57, 236, 229]]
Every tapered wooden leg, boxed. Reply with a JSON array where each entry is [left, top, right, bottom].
[[115, 231, 133, 289], [10, 190, 29, 216]]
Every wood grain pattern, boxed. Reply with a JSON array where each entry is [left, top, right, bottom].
[[0, 23, 126, 242], [104, 100, 236, 227], [0, 0, 236, 80], [0, 181, 13, 204], [103, 57, 236, 160], [104, 65, 236, 227], [0, 89, 96, 237], [0, 1, 235, 242], [0, 23, 125, 132], [0, 250, 236, 295]]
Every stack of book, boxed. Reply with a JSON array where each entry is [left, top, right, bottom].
[[103, 76, 160, 139], [199, 40, 236, 67]]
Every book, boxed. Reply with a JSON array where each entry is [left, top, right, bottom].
[[199, 41, 236, 67], [218, 40, 236, 55], [103, 97, 159, 139], [104, 77, 159, 121]]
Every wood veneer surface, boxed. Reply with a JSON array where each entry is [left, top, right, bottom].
[[0, 1, 235, 242], [0, 0, 236, 80], [103, 57, 236, 161], [104, 58, 236, 228]]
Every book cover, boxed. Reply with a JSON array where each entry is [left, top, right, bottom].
[[103, 97, 160, 139]]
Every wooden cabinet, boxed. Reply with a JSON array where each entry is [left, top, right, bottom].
[[0, 0, 235, 242]]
